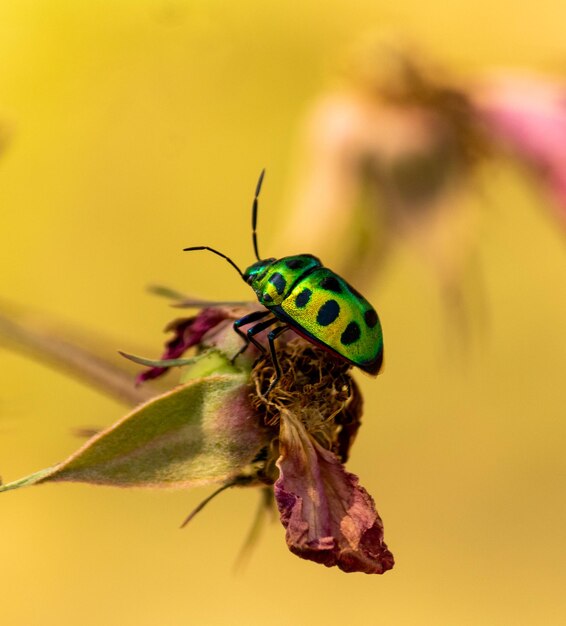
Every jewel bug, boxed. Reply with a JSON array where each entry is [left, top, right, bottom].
[[184, 170, 383, 392]]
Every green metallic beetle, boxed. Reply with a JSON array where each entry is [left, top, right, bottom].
[[185, 170, 383, 391]]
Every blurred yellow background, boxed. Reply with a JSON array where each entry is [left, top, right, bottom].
[[1, 1, 565, 625]]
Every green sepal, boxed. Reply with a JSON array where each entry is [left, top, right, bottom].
[[118, 350, 200, 369], [179, 350, 240, 382], [119, 348, 245, 382], [0, 374, 267, 492]]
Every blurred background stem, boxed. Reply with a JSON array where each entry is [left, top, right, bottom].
[[0, 303, 155, 406]]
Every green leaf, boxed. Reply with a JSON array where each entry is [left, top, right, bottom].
[[0, 374, 267, 492]]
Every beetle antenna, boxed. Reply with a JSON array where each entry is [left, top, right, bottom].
[[251, 169, 265, 262], [183, 246, 244, 279]]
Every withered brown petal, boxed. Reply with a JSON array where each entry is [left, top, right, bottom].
[[275, 410, 394, 574]]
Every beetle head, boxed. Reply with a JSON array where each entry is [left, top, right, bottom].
[[243, 258, 277, 286]]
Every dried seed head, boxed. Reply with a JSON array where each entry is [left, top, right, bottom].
[[248, 339, 363, 484]]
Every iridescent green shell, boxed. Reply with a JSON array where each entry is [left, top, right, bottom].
[[242, 254, 383, 375]]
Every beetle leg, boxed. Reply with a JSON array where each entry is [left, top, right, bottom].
[[245, 317, 280, 353], [232, 310, 273, 362], [265, 324, 290, 395]]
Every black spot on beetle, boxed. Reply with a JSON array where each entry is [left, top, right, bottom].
[[269, 272, 287, 295], [341, 321, 361, 345], [295, 288, 312, 308], [320, 275, 343, 293], [364, 309, 378, 328], [317, 300, 340, 326], [286, 258, 306, 270], [263, 293, 273, 303]]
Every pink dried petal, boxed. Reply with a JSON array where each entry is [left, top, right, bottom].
[[275, 409, 393, 574], [137, 308, 229, 383]]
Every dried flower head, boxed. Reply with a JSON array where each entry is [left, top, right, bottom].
[[250, 343, 392, 573], [0, 303, 393, 575]]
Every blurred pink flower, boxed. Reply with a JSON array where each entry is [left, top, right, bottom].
[[276, 44, 566, 342], [475, 71, 566, 228], [277, 49, 486, 340]]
